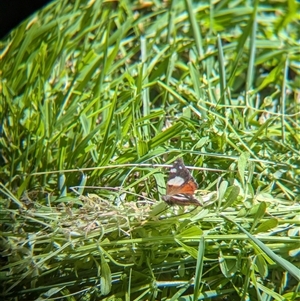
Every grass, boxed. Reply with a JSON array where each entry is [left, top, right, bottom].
[[0, 0, 299, 300]]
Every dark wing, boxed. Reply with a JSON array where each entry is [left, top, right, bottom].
[[163, 158, 201, 206], [165, 158, 198, 195]]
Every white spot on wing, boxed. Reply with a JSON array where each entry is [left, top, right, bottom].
[[170, 194, 190, 201], [168, 176, 184, 186], [170, 168, 177, 173]]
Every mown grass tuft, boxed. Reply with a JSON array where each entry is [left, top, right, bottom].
[[0, 0, 299, 300]]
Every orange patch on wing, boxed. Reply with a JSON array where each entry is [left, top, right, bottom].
[[167, 180, 197, 195], [163, 158, 200, 206]]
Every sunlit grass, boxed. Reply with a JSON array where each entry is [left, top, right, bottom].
[[0, 0, 299, 300]]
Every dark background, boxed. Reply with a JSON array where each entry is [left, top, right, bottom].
[[0, 0, 52, 39]]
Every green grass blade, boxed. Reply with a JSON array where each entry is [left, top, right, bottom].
[[224, 216, 300, 282]]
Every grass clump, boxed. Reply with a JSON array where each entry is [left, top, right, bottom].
[[0, 0, 299, 300]]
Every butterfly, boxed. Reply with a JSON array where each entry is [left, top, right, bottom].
[[162, 158, 202, 206]]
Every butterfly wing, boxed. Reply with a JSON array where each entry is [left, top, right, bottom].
[[163, 158, 201, 206], [165, 158, 198, 194]]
